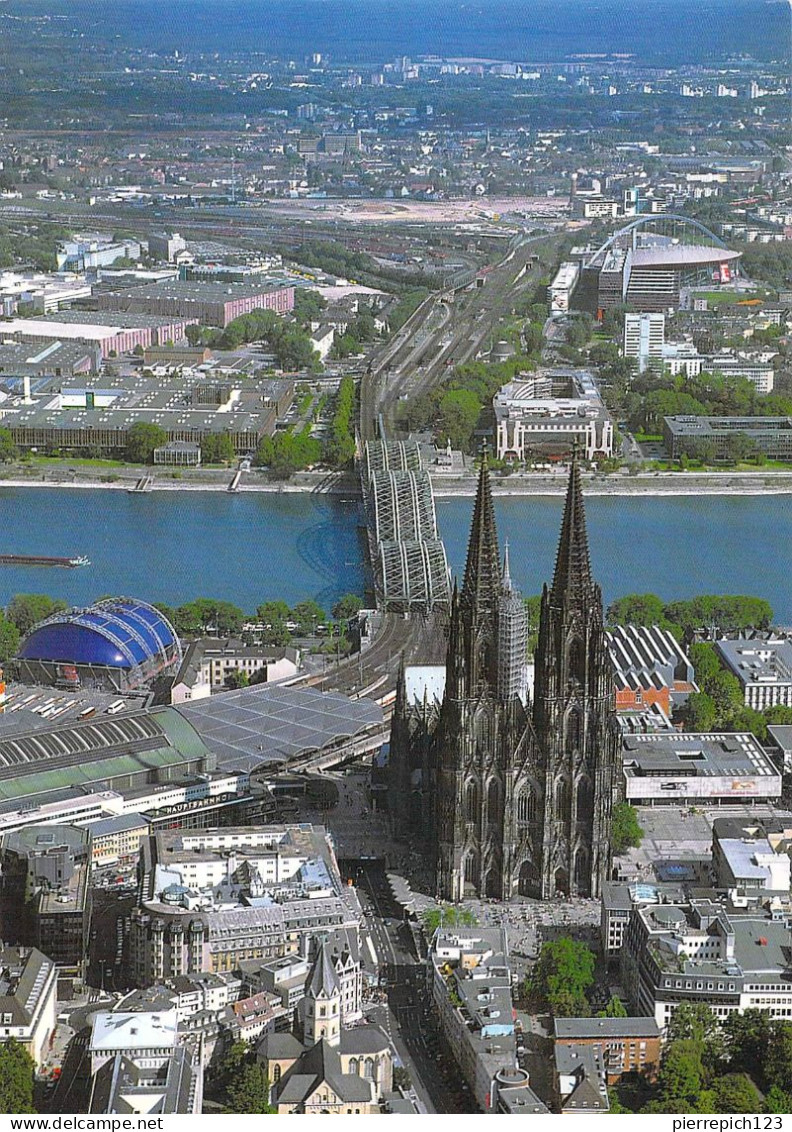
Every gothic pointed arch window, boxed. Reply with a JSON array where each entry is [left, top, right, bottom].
[[555, 778, 570, 820], [349, 1059, 358, 1076], [517, 784, 538, 824], [566, 707, 583, 752], [574, 847, 590, 893], [486, 778, 501, 826], [463, 851, 479, 891], [567, 636, 586, 685], [575, 776, 594, 825], [465, 779, 479, 822]]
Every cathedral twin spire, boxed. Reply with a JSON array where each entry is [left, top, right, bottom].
[[550, 444, 595, 606], [459, 445, 594, 619], [460, 449, 502, 621]]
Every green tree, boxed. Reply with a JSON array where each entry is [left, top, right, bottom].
[[257, 600, 291, 622], [124, 421, 168, 464], [688, 642, 723, 684], [0, 616, 20, 664], [292, 600, 325, 636], [606, 593, 670, 629], [0, 1037, 36, 1113], [610, 802, 643, 853], [6, 593, 67, 635], [324, 376, 356, 468], [598, 995, 628, 1018], [765, 1086, 792, 1114], [682, 691, 718, 731], [225, 670, 250, 690], [708, 1074, 762, 1114], [0, 428, 19, 463], [765, 1022, 792, 1094], [421, 905, 477, 933], [174, 598, 245, 636], [667, 1003, 722, 1048], [293, 289, 327, 324], [657, 1040, 704, 1109], [436, 388, 482, 451], [526, 938, 596, 1017], [332, 594, 363, 621]]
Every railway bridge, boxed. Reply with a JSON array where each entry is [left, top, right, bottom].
[[362, 437, 450, 614]]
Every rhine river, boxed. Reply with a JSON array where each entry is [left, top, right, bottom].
[[0, 488, 789, 621]]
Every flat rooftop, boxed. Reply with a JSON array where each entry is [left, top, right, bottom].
[[622, 732, 778, 778], [716, 639, 792, 686], [102, 280, 290, 302]]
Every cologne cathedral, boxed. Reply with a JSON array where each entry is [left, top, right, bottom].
[[388, 451, 621, 901]]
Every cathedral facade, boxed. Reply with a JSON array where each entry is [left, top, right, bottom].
[[388, 452, 621, 902]]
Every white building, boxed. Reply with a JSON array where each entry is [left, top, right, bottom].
[[88, 1010, 203, 1114], [715, 639, 792, 710], [623, 313, 665, 372], [549, 262, 580, 314], [621, 731, 782, 804], [0, 947, 57, 1068], [494, 369, 613, 462], [170, 639, 300, 704], [622, 901, 792, 1027]]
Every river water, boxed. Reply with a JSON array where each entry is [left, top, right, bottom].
[[0, 488, 789, 621]]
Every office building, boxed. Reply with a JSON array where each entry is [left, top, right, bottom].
[[549, 262, 580, 314], [148, 233, 188, 263], [711, 817, 792, 899], [130, 825, 361, 985], [493, 369, 613, 463], [663, 416, 792, 462], [0, 825, 91, 980], [623, 313, 665, 372], [621, 731, 781, 804], [715, 639, 792, 710], [88, 1010, 203, 1114], [621, 899, 792, 1026]]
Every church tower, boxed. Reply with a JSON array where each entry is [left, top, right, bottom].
[[532, 448, 620, 898], [303, 938, 341, 1047], [434, 454, 527, 902]]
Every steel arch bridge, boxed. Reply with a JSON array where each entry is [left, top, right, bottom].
[[362, 438, 450, 613], [585, 213, 731, 271]]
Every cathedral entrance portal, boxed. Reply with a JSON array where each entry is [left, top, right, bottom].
[[517, 860, 540, 896]]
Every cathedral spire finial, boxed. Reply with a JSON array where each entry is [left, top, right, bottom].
[[461, 444, 501, 613], [502, 539, 513, 592], [551, 443, 593, 603]]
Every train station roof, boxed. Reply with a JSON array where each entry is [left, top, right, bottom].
[[175, 683, 383, 772]]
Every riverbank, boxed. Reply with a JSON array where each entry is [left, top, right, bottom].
[[432, 470, 792, 497], [3, 466, 792, 497]]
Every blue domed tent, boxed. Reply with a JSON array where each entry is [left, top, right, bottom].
[[16, 597, 182, 692]]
